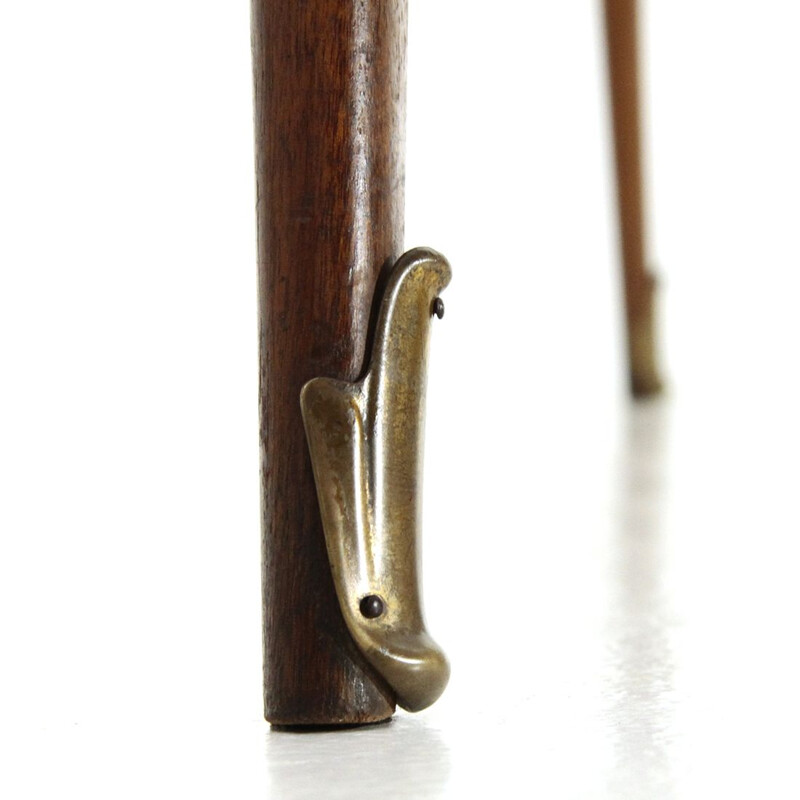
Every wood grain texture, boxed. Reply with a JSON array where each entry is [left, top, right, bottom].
[[252, 0, 407, 725], [603, 0, 663, 398]]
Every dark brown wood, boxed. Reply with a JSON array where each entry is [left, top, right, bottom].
[[252, 0, 407, 725], [603, 0, 663, 397]]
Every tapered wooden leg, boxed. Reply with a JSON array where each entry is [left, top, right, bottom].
[[603, 0, 663, 397], [252, 0, 406, 726]]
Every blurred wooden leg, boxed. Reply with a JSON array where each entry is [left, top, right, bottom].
[[603, 0, 663, 397]]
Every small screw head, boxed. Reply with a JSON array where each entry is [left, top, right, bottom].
[[359, 595, 385, 619], [432, 297, 445, 319]]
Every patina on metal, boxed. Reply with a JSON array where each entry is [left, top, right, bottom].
[[300, 247, 451, 713]]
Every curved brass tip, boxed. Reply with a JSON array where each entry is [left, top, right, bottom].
[[362, 630, 450, 713], [300, 247, 451, 712]]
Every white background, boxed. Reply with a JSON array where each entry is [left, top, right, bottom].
[[2, 1, 800, 797]]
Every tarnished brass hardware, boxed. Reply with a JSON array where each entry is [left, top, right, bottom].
[[300, 247, 451, 713]]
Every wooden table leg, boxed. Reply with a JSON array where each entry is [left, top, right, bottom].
[[251, 0, 407, 726], [603, 0, 663, 398]]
